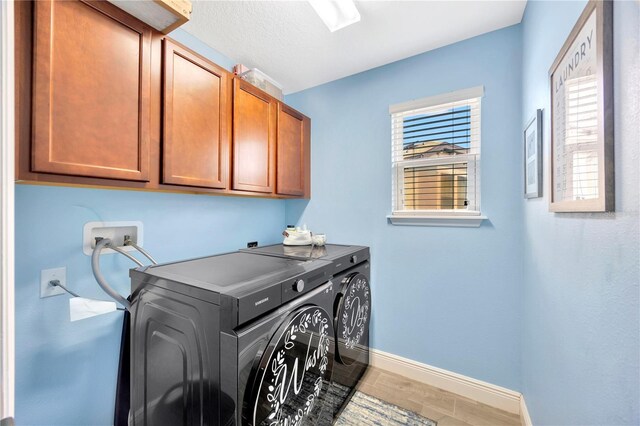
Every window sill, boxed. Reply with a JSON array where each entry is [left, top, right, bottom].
[[387, 214, 487, 228]]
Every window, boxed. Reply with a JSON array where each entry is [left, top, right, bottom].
[[388, 86, 486, 227]]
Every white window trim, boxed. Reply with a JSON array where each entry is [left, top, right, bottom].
[[388, 86, 487, 228], [386, 214, 488, 228], [389, 85, 484, 114]]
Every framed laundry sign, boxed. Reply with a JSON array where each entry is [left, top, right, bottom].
[[549, 0, 614, 212]]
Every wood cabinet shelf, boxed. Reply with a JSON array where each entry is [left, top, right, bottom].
[[277, 103, 310, 197], [162, 39, 231, 190], [232, 78, 277, 194], [31, 0, 152, 182], [15, 0, 310, 200], [231, 78, 311, 198]]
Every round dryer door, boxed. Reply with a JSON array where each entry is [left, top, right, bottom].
[[335, 272, 371, 366], [248, 305, 334, 426]]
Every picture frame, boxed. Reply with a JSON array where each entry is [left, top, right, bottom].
[[548, 0, 614, 212], [524, 109, 543, 199]]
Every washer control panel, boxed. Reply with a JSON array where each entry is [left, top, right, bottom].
[[293, 279, 305, 292], [281, 265, 332, 304]]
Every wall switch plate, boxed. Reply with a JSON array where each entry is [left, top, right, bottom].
[[83, 221, 143, 255], [40, 267, 67, 298]]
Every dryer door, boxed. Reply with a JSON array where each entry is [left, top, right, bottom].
[[335, 272, 371, 366], [246, 305, 334, 426]]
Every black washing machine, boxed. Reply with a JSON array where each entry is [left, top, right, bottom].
[[242, 244, 372, 422], [129, 251, 338, 425]]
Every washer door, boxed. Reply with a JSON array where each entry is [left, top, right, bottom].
[[248, 305, 334, 426], [335, 272, 371, 366]]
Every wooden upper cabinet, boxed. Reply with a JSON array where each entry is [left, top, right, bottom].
[[31, 0, 152, 181], [277, 104, 310, 197], [162, 40, 230, 189], [18, 1, 311, 198], [232, 79, 277, 193]]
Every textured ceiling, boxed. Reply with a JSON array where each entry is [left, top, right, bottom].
[[182, 1, 527, 94]]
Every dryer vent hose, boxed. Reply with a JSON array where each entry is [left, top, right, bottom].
[[92, 238, 131, 311]]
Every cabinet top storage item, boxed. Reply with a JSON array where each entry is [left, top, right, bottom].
[[239, 68, 284, 101], [107, 0, 192, 34]]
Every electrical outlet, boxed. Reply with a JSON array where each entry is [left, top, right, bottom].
[[40, 267, 67, 298], [247, 241, 258, 248]]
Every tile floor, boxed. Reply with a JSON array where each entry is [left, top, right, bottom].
[[356, 367, 522, 426]]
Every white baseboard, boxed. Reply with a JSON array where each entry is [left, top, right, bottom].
[[520, 395, 533, 426], [369, 348, 522, 415]]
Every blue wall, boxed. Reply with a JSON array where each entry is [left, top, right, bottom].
[[15, 3, 640, 425], [168, 28, 235, 71], [285, 25, 524, 390], [13, 33, 287, 425], [15, 187, 284, 425], [520, 1, 640, 424]]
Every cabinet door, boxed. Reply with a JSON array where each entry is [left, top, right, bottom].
[[162, 40, 230, 189], [277, 104, 310, 197], [32, 0, 152, 181], [232, 79, 277, 193]]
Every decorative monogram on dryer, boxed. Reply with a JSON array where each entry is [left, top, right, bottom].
[[337, 273, 371, 365], [253, 307, 333, 426]]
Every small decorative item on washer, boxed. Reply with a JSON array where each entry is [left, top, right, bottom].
[[312, 234, 326, 246], [282, 225, 313, 246]]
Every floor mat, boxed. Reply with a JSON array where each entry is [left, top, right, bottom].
[[336, 391, 437, 426]]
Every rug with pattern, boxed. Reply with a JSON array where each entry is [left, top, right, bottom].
[[336, 391, 437, 426]]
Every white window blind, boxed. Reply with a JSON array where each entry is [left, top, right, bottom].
[[563, 74, 599, 201], [390, 87, 483, 219]]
